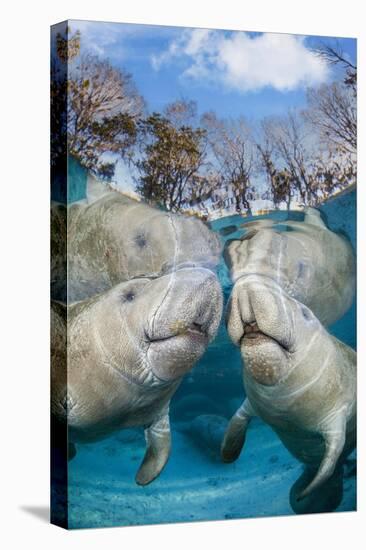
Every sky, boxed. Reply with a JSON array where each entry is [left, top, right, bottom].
[[67, 20, 357, 192]]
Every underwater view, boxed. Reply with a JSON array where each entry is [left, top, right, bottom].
[[50, 20, 357, 530], [60, 187, 355, 529]]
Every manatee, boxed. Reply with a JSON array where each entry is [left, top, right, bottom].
[[224, 208, 355, 326], [51, 182, 224, 483], [51, 204, 67, 303], [51, 187, 221, 303], [52, 267, 223, 485], [221, 274, 356, 513]]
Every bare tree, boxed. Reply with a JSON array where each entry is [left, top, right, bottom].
[[260, 111, 321, 205], [257, 108, 356, 206], [66, 53, 145, 176], [202, 112, 255, 213], [256, 140, 292, 209], [313, 41, 357, 91], [51, 26, 146, 180], [305, 40, 356, 158], [254, 122, 293, 209], [305, 83, 356, 155], [163, 99, 198, 128], [307, 149, 356, 198]]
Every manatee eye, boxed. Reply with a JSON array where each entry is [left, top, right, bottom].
[[135, 233, 147, 248], [301, 307, 311, 321], [122, 290, 136, 303]]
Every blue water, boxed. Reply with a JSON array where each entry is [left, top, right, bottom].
[[67, 187, 356, 529]]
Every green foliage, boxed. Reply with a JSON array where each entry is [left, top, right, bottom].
[[51, 29, 144, 180], [135, 112, 208, 211], [66, 53, 144, 178], [95, 162, 116, 182], [51, 31, 356, 213], [56, 28, 81, 63]]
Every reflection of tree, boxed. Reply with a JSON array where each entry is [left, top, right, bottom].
[[135, 105, 208, 212]]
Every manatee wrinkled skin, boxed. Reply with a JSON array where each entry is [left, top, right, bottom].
[[51, 183, 224, 484], [222, 275, 356, 512], [52, 267, 223, 485], [222, 209, 356, 513], [51, 190, 221, 303], [224, 208, 355, 326]]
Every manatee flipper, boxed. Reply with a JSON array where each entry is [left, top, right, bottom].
[[221, 398, 255, 463], [290, 465, 344, 515], [298, 411, 347, 500], [135, 409, 171, 486]]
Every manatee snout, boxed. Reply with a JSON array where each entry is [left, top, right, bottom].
[[147, 268, 223, 381], [227, 275, 293, 349], [226, 275, 297, 385], [52, 266, 223, 452]]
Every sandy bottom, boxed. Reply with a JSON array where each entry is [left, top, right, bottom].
[[67, 416, 356, 529]]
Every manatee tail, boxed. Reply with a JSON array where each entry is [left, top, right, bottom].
[[290, 465, 344, 515]]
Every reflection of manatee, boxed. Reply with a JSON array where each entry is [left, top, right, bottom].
[[222, 275, 356, 513], [224, 208, 355, 326], [52, 268, 223, 485], [51, 191, 221, 303], [184, 414, 227, 458]]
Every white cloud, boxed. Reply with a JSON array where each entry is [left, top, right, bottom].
[[151, 30, 330, 92], [69, 20, 126, 58]]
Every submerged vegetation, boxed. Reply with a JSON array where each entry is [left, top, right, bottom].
[[51, 28, 356, 214]]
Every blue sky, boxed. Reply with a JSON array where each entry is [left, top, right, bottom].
[[66, 20, 356, 193], [70, 20, 356, 122]]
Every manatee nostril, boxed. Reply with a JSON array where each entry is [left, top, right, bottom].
[[243, 322, 260, 337], [191, 322, 204, 334]]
